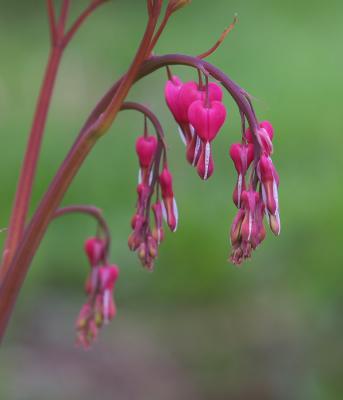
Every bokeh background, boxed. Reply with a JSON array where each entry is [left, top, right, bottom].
[[0, 1, 342, 399]]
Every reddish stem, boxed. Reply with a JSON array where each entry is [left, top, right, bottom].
[[46, 0, 57, 45], [57, 0, 70, 39]]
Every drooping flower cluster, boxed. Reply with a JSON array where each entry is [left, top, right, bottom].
[[76, 237, 119, 348], [165, 74, 227, 180], [128, 130, 178, 270], [229, 121, 280, 264]]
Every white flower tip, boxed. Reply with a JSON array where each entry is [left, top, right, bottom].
[[172, 198, 179, 232]]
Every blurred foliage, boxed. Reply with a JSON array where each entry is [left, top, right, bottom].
[[0, 0, 342, 399]]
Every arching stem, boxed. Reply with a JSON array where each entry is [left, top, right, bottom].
[[53, 205, 111, 256]]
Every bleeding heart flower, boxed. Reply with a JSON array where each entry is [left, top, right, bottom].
[[159, 167, 178, 232], [188, 100, 227, 143], [135, 135, 158, 168], [230, 189, 266, 265], [84, 237, 106, 267], [165, 75, 183, 124], [229, 143, 254, 207], [246, 120, 274, 155], [257, 155, 280, 236]]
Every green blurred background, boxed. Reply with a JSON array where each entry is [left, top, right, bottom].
[[0, 0, 342, 399]]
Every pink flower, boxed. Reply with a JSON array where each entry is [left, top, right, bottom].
[[230, 190, 266, 265], [165, 78, 223, 146], [257, 155, 281, 236], [76, 264, 120, 348], [84, 237, 106, 266], [136, 135, 157, 184], [188, 99, 226, 180], [164, 75, 183, 123], [152, 201, 165, 244], [246, 120, 274, 155], [98, 265, 119, 323], [188, 100, 226, 143], [178, 81, 223, 125], [229, 143, 254, 207], [159, 167, 178, 232]]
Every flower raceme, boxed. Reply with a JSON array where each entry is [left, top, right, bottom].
[[164, 71, 280, 264], [230, 190, 266, 264], [228, 121, 281, 265], [76, 237, 120, 348]]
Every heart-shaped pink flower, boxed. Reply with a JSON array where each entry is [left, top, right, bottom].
[[188, 100, 227, 143]]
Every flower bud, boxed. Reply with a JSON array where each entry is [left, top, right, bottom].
[[136, 135, 157, 168], [84, 237, 106, 266], [159, 167, 174, 199], [246, 120, 274, 155], [257, 155, 279, 215]]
